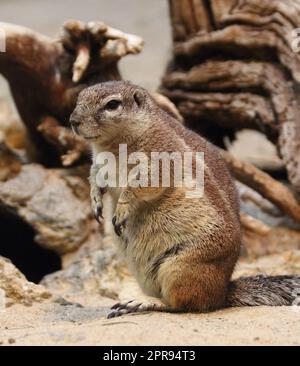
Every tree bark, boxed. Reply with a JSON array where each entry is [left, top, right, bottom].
[[162, 0, 300, 193], [0, 20, 143, 165]]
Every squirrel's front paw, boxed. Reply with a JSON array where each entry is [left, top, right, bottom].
[[91, 188, 104, 224], [112, 203, 131, 237]]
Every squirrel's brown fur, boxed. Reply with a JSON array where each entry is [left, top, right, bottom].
[[70, 81, 300, 317]]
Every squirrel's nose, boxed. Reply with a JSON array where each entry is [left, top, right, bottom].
[[69, 112, 81, 127]]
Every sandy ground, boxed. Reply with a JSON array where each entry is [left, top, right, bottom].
[[1, 251, 300, 346], [1, 301, 300, 346]]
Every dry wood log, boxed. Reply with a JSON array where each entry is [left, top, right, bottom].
[[237, 184, 300, 257], [222, 149, 300, 223], [163, 0, 300, 193], [37, 116, 88, 166], [240, 212, 271, 236], [163, 60, 300, 188], [162, 89, 277, 139], [0, 20, 143, 164], [237, 181, 282, 218], [0, 20, 180, 168]]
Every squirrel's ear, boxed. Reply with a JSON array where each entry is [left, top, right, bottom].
[[133, 90, 144, 107]]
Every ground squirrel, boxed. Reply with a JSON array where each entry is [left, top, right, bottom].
[[70, 81, 300, 318]]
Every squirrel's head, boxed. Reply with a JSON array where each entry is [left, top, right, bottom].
[[70, 81, 153, 143]]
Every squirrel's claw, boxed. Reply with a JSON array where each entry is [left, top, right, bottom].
[[107, 299, 167, 318], [107, 300, 141, 318], [91, 187, 103, 224], [112, 200, 131, 236], [94, 206, 103, 224], [112, 215, 125, 237]]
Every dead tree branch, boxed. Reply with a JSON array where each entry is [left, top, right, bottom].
[[222, 150, 300, 223], [162, 0, 300, 193], [0, 20, 143, 164]]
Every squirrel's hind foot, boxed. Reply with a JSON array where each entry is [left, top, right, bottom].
[[107, 298, 168, 318]]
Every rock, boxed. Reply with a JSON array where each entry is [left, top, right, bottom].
[[0, 288, 5, 311], [42, 234, 130, 300], [0, 256, 52, 307], [0, 163, 97, 254]]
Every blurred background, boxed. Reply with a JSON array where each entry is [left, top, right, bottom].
[[0, 0, 171, 104]]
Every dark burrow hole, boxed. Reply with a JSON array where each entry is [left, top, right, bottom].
[[0, 212, 61, 283]]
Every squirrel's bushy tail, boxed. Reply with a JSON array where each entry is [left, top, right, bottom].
[[226, 275, 300, 307]]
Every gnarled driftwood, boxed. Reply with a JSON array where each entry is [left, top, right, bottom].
[[162, 0, 300, 193]]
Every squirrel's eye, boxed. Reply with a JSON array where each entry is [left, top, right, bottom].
[[104, 100, 122, 110]]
